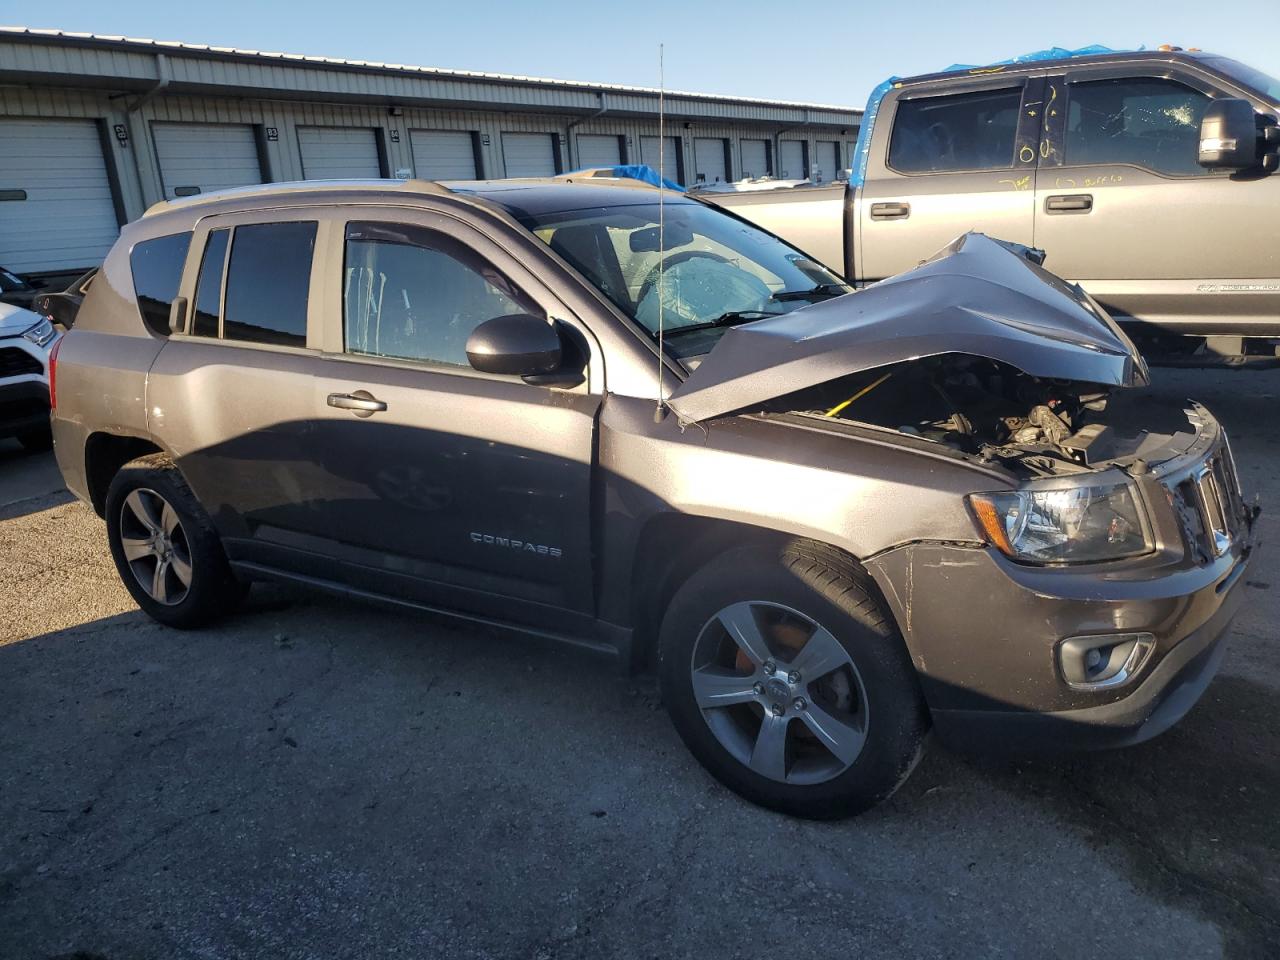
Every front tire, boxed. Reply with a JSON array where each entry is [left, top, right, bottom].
[[659, 540, 928, 819], [105, 453, 245, 628]]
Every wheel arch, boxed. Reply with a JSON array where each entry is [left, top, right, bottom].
[[83, 432, 165, 516], [626, 513, 895, 672]]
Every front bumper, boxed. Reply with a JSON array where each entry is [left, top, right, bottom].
[[866, 512, 1256, 755]]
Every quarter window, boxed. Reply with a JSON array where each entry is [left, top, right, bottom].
[[129, 232, 192, 336], [191, 228, 229, 338], [1064, 77, 1211, 176], [222, 221, 316, 348], [343, 221, 536, 368], [888, 87, 1023, 173]]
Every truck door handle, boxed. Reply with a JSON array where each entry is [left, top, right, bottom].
[[870, 201, 911, 220], [1045, 194, 1093, 213], [327, 391, 387, 417]]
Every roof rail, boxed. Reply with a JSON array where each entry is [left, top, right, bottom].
[[142, 178, 453, 217]]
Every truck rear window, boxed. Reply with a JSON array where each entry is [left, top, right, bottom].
[[888, 87, 1022, 174], [130, 232, 192, 336]]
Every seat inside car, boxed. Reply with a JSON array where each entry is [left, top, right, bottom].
[[549, 223, 631, 310]]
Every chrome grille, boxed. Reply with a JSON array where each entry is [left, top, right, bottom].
[[1169, 437, 1243, 563]]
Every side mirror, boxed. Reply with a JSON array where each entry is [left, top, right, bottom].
[[466, 314, 562, 377], [36, 292, 81, 328], [1198, 99, 1258, 169]]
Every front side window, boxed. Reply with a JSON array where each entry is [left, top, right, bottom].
[[1064, 77, 1211, 176], [343, 221, 535, 367], [888, 87, 1023, 173], [222, 221, 316, 347], [130, 232, 192, 336], [518, 201, 848, 359]]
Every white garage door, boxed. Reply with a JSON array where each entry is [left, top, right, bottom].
[[502, 133, 558, 177], [411, 130, 478, 180], [740, 139, 770, 179], [153, 122, 263, 199], [693, 138, 728, 184], [816, 141, 841, 182], [576, 134, 621, 169], [298, 126, 383, 180], [0, 118, 119, 273], [640, 136, 681, 182], [779, 141, 807, 179]]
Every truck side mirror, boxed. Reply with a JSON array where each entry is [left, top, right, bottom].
[[1198, 99, 1258, 169], [466, 313, 563, 377]]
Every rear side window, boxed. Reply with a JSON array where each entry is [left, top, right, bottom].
[[191, 229, 229, 338], [1064, 77, 1211, 176], [888, 87, 1023, 173], [223, 221, 316, 348], [130, 232, 192, 335], [343, 221, 535, 368]]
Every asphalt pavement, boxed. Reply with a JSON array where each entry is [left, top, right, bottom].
[[1, 370, 1278, 960]]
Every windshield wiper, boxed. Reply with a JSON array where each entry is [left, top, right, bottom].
[[661, 311, 782, 339], [770, 283, 850, 303]]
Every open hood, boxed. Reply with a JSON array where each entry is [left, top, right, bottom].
[[666, 233, 1149, 423]]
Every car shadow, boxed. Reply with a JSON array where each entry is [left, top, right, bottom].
[[0, 441, 70, 521], [1, 589, 1277, 958]]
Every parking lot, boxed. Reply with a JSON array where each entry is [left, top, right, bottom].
[[0, 367, 1275, 959]]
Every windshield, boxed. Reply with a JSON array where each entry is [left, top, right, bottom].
[[1204, 57, 1280, 103], [519, 201, 849, 358]]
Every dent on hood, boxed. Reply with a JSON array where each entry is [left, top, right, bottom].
[[666, 233, 1149, 424]]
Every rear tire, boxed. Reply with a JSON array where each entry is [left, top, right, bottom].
[[659, 539, 928, 819], [105, 453, 246, 628]]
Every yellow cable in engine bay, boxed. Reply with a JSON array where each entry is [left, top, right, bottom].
[[824, 372, 892, 418]]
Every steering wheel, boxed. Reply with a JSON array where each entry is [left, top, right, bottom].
[[636, 250, 735, 309]]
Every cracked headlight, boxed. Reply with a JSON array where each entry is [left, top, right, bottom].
[[22, 317, 57, 348], [968, 480, 1149, 564]]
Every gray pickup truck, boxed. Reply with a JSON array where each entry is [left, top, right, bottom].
[[707, 49, 1280, 365]]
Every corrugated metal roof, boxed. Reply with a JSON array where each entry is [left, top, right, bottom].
[[0, 25, 860, 114]]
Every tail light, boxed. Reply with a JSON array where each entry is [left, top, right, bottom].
[[48, 335, 63, 410]]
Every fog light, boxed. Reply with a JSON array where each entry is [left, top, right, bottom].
[[1059, 633, 1155, 690]]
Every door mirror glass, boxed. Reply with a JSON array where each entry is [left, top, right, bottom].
[[465, 313, 562, 376], [1199, 98, 1259, 169]]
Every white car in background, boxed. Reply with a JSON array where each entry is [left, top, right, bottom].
[[0, 302, 60, 452]]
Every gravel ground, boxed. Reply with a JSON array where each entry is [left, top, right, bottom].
[[1, 369, 1278, 960]]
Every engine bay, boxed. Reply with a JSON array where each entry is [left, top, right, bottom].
[[765, 354, 1198, 479]]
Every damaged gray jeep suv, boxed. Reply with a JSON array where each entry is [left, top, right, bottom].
[[51, 178, 1257, 818]]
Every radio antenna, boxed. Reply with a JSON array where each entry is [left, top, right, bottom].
[[654, 42, 667, 423]]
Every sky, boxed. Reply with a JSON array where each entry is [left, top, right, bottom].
[[2, 0, 1278, 107]]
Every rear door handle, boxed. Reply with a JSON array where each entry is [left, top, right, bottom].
[[1045, 193, 1093, 213], [870, 201, 911, 221], [327, 391, 387, 417]]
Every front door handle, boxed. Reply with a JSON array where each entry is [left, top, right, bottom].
[[870, 201, 911, 221], [327, 390, 387, 417], [1045, 193, 1093, 214]]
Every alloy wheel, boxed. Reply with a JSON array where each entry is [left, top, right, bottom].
[[118, 487, 194, 606], [690, 601, 869, 785]]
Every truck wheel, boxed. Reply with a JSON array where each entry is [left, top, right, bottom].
[[104, 453, 246, 629], [658, 540, 928, 819]]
